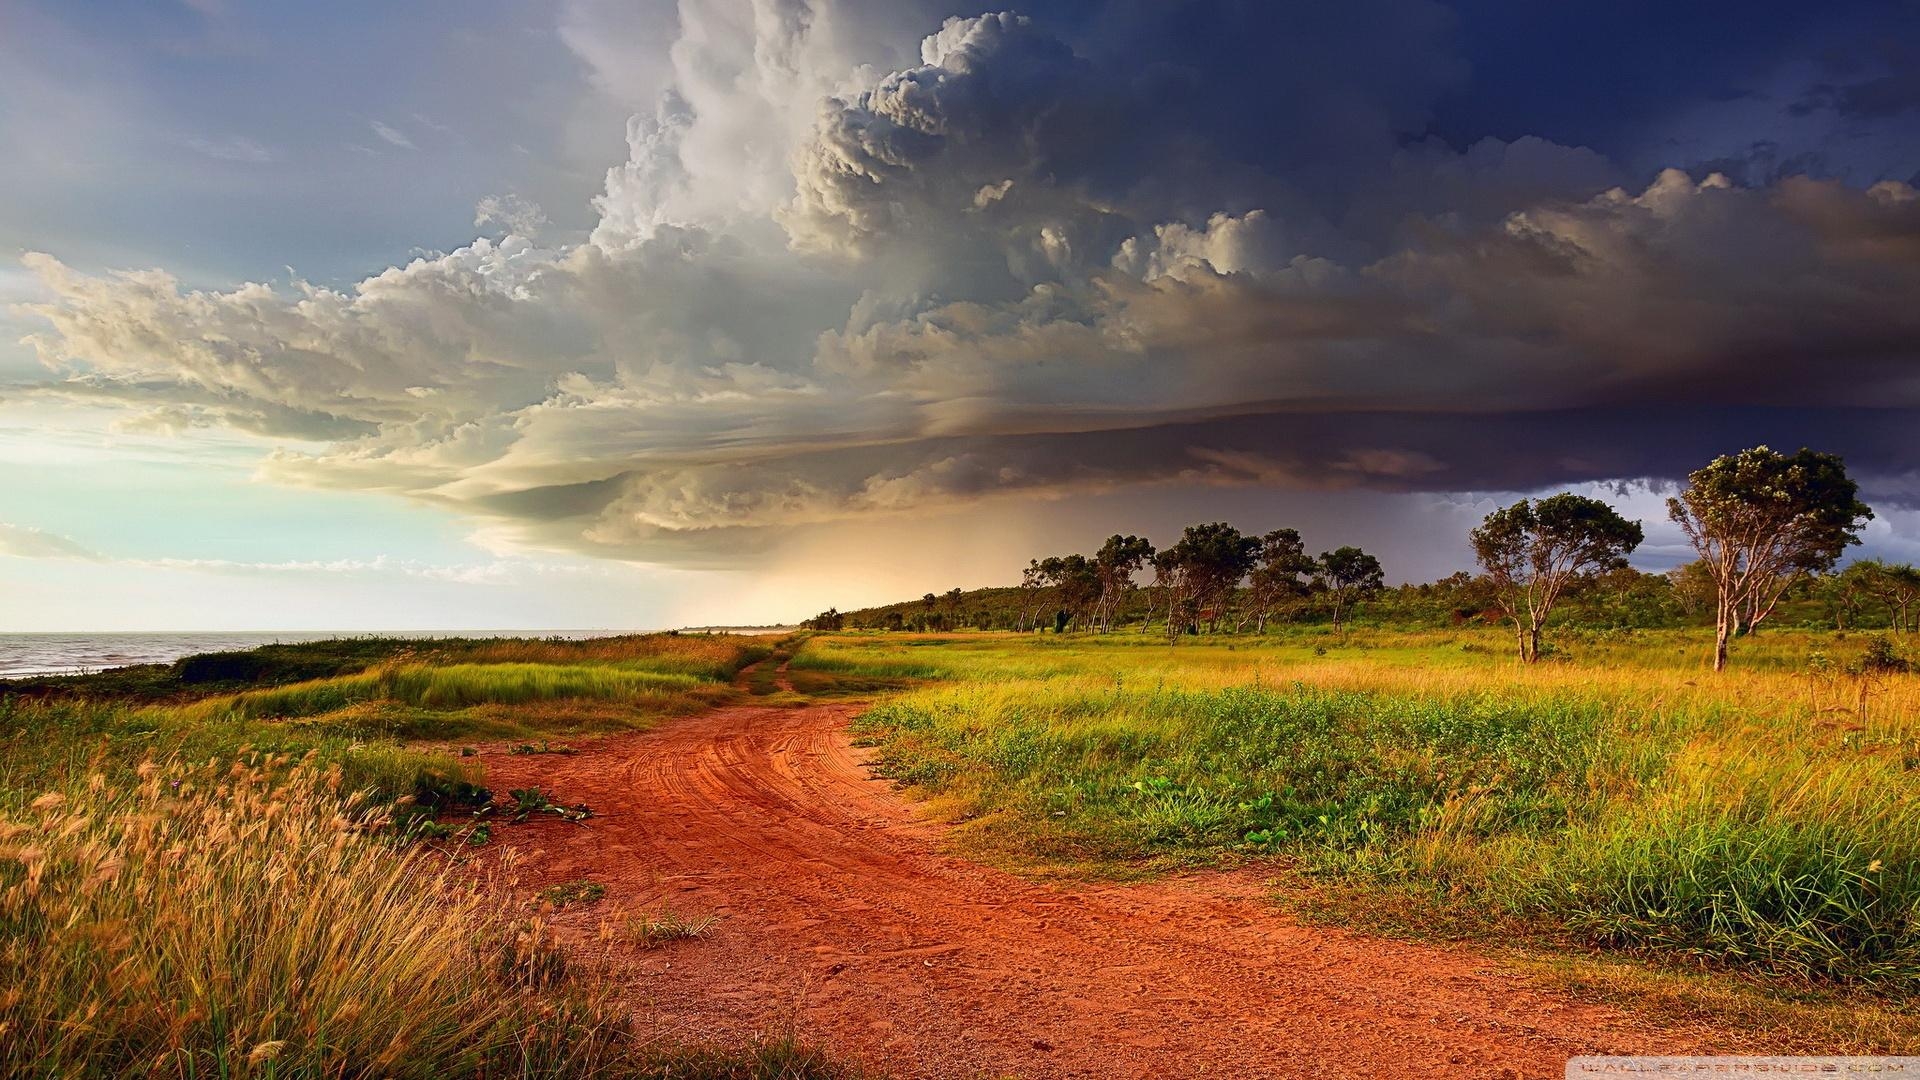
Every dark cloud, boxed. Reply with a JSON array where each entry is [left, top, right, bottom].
[[13, 2, 1920, 569]]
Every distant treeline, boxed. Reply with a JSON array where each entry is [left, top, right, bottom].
[[808, 446, 1903, 668]]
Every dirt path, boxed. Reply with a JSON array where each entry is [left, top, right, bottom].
[[479, 680, 1705, 1079]]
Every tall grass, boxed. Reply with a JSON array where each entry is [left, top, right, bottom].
[[0, 753, 850, 1079], [449, 634, 768, 682], [2, 754, 611, 1077], [0, 631, 851, 1078], [832, 630, 1920, 987], [0, 695, 469, 813]]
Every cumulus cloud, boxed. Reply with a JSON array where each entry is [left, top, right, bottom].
[[474, 194, 549, 237], [13, 2, 1920, 569], [0, 524, 99, 560]]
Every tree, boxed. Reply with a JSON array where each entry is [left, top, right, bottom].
[[1160, 523, 1261, 633], [943, 587, 965, 626], [1665, 560, 1717, 618], [1575, 566, 1679, 629], [1857, 560, 1920, 633], [1469, 494, 1643, 662], [1667, 446, 1873, 671], [803, 608, 845, 631], [1146, 548, 1187, 639], [1015, 560, 1047, 632], [1090, 534, 1155, 632], [1037, 554, 1100, 632], [1817, 562, 1876, 630], [1243, 528, 1315, 632], [1315, 546, 1384, 632]]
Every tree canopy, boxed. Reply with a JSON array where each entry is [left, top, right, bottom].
[[1470, 493, 1643, 662], [1668, 446, 1872, 670]]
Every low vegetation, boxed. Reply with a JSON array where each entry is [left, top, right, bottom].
[[0, 632, 848, 1079], [830, 630, 1920, 994], [0, 753, 847, 1079], [632, 906, 724, 948], [12, 527, 1920, 1062]]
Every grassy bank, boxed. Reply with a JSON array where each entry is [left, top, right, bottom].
[[828, 629, 1920, 994], [0, 632, 844, 1079]]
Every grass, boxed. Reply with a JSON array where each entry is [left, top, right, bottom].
[[0, 631, 850, 1079], [827, 628, 1920, 1007], [631, 906, 723, 948], [15, 620, 1919, 1059], [0, 753, 850, 1079], [539, 879, 608, 908]]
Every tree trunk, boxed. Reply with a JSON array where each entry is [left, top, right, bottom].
[[1528, 620, 1542, 664], [1713, 600, 1732, 672]]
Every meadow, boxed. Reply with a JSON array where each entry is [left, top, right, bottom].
[[9, 620, 1920, 1069], [0, 632, 851, 1080], [812, 628, 1920, 996]]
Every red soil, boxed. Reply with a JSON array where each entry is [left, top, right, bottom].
[[476, 670, 1707, 1079]]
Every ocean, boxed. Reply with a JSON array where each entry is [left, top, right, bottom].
[[0, 630, 626, 679]]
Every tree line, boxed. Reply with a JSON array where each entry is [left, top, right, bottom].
[[808, 446, 1878, 671]]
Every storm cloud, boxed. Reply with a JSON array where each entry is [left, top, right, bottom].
[[14, 2, 1920, 569]]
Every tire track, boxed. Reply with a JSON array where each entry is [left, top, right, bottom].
[[478, 694, 1707, 1079]]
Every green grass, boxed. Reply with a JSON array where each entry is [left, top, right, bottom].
[[0, 631, 848, 1079], [829, 628, 1920, 990], [189, 662, 708, 719]]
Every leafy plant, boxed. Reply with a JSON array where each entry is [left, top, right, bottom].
[[505, 787, 593, 824]]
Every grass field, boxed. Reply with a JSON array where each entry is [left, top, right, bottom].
[[0, 632, 852, 1079], [10, 621, 1920, 1066], [817, 628, 1920, 994]]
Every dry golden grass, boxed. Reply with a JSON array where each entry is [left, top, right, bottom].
[[0, 754, 608, 1076], [0, 751, 850, 1079]]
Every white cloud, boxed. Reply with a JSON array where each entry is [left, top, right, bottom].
[[474, 194, 548, 237], [12, 3, 1920, 573], [0, 524, 99, 560], [369, 119, 415, 149]]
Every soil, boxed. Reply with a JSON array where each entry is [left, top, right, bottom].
[[475, 663, 1710, 1079]]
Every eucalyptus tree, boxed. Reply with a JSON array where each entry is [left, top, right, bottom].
[[1015, 560, 1047, 632], [1857, 560, 1920, 633], [1036, 554, 1101, 632], [1162, 523, 1261, 634], [1819, 562, 1876, 630], [1667, 446, 1872, 671], [1470, 493, 1643, 662], [1090, 534, 1155, 632], [1147, 548, 1189, 639], [1243, 528, 1315, 633], [1665, 560, 1716, 618], [1314, 546, 1384, 632]]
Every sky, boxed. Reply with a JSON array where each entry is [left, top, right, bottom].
[[2, 0, 1919, 631]]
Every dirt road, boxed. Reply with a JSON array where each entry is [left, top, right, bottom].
[[479, 678, 1701, 1078]]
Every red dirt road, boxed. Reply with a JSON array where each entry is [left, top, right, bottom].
[[480, 686, 1705, 1079]]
